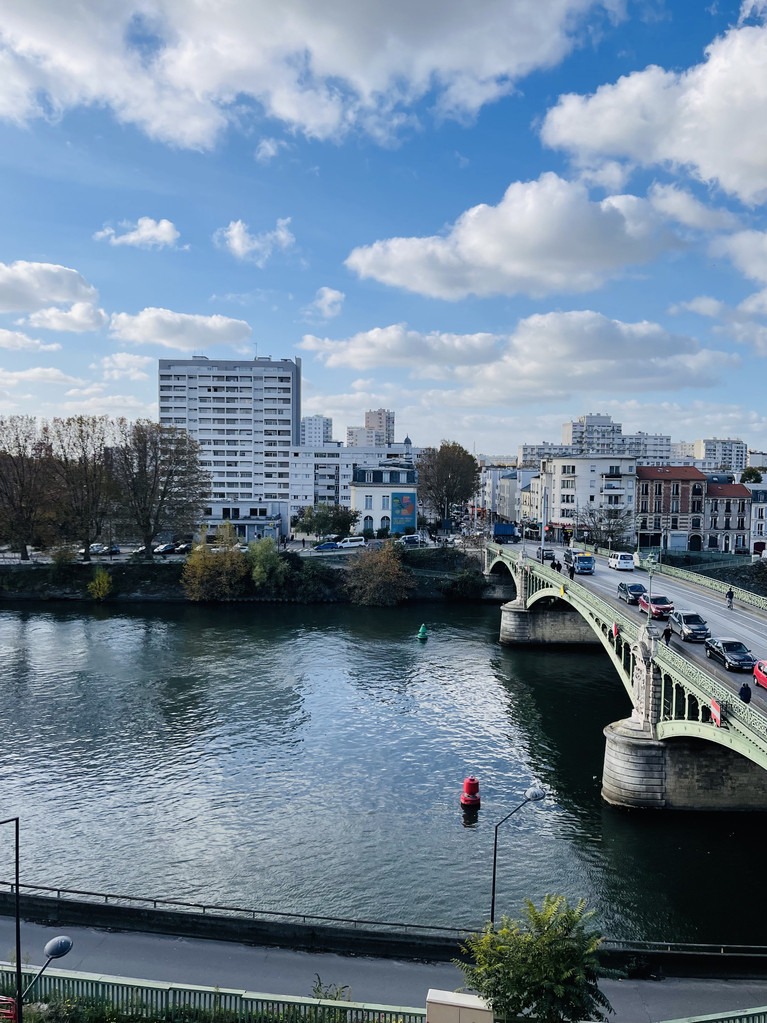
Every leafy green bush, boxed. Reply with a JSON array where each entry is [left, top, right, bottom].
[[87, 567, 113, 601]]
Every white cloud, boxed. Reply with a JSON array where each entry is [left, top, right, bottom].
[[24, 301, 109, 332], [300, 323, 500, 371], [452, 310, 737, 404], [0, 1, 622, 148], [306, 287, 345, 319], [0, 366, 84, 387], [109, 307, 252, 350], [710, 229, 767, 283], [213, 218, 295, 265], [648, 184, 737, 231], [346, 173, 679, 299], [0, 260, 98, 312], [0, 328, 61, 352], [54, 394, 156, 417], [93, 217, 181, 248], [92, 352, 154, 380], [669, 295, 728, 318], [255, 137, 287, 163], [541, 21, 767, 204]]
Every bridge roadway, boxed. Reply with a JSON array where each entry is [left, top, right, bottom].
[[539, 544, 767, 710], [486, 541, 767, 807]]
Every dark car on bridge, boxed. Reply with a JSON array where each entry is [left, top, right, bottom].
[[705, 637, 756, 672], [669, 610, 710, 643], [617, 581, 646, 605], [638, 593, 674, 618]]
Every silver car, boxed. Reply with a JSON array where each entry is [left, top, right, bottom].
[[669, 610, 710, 642]]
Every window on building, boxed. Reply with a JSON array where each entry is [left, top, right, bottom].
[[671, 499, 679, 513], [364, 515, 374, 531], [382, 495, 390, 510], [653, 517, 661, 529], [364, 495, 373, 509], [672, 483, 680, 496], [691, 516, 701, 528], [671, 516, 678, 529], [654, 483, 662, 496]]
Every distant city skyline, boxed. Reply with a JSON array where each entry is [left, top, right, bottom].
[[2, 1, 767, 452]]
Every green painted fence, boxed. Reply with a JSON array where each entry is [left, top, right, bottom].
[[0, 965, 426, 1023]]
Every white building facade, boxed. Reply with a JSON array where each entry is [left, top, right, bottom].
[[536, 455, 637, 542], [159, 355, 301, 540], [300, 415, 333, 445], [349, 464, 418, 535]]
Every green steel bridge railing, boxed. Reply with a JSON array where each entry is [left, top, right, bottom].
[[486, 543, 767, 770]]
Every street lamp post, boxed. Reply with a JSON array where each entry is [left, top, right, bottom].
[[22, 935, 74, 999], [489, 784, 546, 927], [0, 817, 23, 1023], [645, 554, 656, 630]]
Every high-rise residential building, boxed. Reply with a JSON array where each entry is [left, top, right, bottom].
[[301, 415, 333, 445], [520, 414, 670, 467], [364, 408, 395, 444], [693, 437, 748, 472], [158, 355, 301, 540], [346, 426, 387, 446]]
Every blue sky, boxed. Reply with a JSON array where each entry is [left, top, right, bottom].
[[2, 0, 767, 454]]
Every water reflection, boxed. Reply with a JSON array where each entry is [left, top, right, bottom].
[[0, 600, 765, 942]]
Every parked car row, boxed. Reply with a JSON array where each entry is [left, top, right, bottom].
[[79, 543, 120, 556]]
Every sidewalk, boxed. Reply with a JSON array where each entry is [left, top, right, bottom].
[[3, 917, 767, 1021]]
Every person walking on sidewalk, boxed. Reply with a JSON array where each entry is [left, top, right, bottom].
[[662, 623, 672, 646], [726, 586, 734, 609]]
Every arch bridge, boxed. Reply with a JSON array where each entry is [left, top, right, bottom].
[[485, 542, 767, 810]]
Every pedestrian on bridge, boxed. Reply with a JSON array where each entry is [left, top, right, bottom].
[[739, 681, 752, 704], [662, 623, 672, 646], [726, 587, 734, 609], [568, 564, 575, 581]]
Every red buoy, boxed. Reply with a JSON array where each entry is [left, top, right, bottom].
[[460, 775, 481, 808]]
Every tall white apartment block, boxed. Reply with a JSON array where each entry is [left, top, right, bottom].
[[365, 408, 395, 444], [301, 415, 333, 445], [693, 437, 748, 471], [158, 355, 301, 540], [562, 413, 623, 453], [672, 441, 696, 461], [346, 426, 386, 446]]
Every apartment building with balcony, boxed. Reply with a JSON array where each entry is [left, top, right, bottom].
[[159, 355, 301, 540], [538, 456, 637, 541]]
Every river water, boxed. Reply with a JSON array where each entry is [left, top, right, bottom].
[[0, 600, 764, 945]]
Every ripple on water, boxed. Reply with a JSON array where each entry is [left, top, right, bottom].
[[0, 601, 765, 942]]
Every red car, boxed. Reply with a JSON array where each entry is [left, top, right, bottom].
[[638, 593, 675, 619], [754, 660, 767, 690]]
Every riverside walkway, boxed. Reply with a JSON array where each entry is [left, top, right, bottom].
[[4, 916, 767, 1023]]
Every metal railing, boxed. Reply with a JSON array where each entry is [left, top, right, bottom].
[[0, 964, 426, 1023], [0, 879, 466, 939]]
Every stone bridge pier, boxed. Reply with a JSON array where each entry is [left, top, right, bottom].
[[494, 550, 767, 809], [602, 628, 767, 810]]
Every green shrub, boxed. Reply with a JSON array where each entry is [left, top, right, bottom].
[[86, 567, 113, 601]]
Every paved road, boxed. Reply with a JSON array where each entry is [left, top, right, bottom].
[[4, 918, 767, 1021], [523, 544, 767, 710]]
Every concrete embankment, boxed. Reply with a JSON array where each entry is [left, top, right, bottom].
[[0, 890, 463, 962], [4, 891, 767, 978]]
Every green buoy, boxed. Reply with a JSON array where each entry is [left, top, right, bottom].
[[417, 623, 428, 641]]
